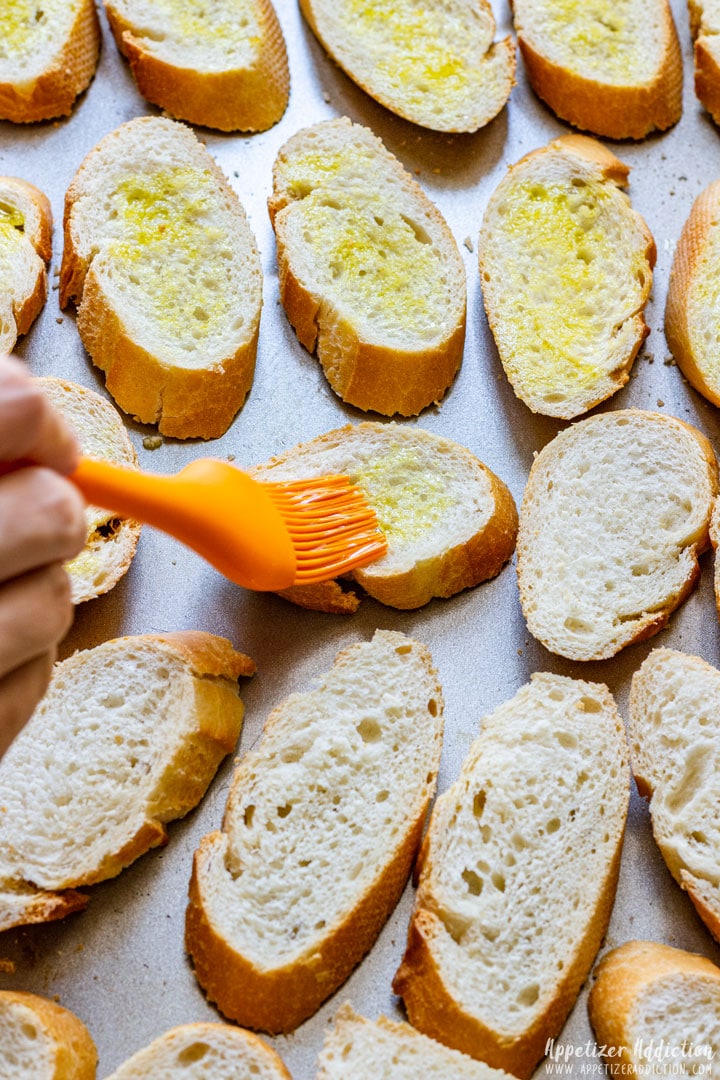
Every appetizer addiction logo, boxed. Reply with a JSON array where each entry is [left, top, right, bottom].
[[544, 1038, 715, 1075]]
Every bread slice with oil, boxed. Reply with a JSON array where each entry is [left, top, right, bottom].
[[629, 648, 720, 942], [186, 630, 444, 1033], [0, 177, 52, 353], [690, 0, 720, 125], [0, 632, 254, 933], [0, 990, 97, 1080], [104, 0, 289, 132], [589, 940, 720, 1072], [479, 135, 655, 419], [269, 118, 466, 417], [60, 117, 263, 440], [37, 377, 141, 605], [251, 421, 518, 612], [105, 1023, 290, 1079], [510, 0, 682, 139], [0, 0, 100, 123], [517, 410, 717, 662], [393, 673, 630, 1079]]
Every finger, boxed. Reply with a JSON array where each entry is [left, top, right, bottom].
[[0, 564, 74, 679], [0, 356, 79, 473], [0, 467, 87, 583], [0, 650, 55, 759]]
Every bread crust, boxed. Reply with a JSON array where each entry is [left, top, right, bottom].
[[0, 990, 97, 1080], [0, 177, 53, 352]]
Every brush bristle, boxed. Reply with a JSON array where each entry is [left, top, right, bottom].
[[265, 476, 388, 583]]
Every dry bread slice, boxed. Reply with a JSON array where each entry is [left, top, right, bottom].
[[317, 1003, 515, 1080], [517, 410, 718, 662], [0, 990, 97, 1080], [589, 940, 720, 1073], [690, 0, 720, 125], [0, 0, 100, 123], [629, 648, 720, 942], [479, 135, 655, 419], [251, 421, 518, 612], [0, 177, 52, 353], [105, 1023, 290, 1079], [0, 632, 254, 933], [60, 117, 263, 440], [104, 0, 289, 132], [37, 378, 141, 605], [186, 629, 444, 1033], [298, 0, 514, 132], [269, 118, 466, 417], [393, 673, 630, 1079], [510, 0, 682, 139]]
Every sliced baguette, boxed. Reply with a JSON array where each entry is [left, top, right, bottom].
[[511, 0, 682, 139], [629, 647, 720, 942], [516, 410, 718, 662], [317, 1002, 514, 1080], [251, 421, 518, 612], [0, 632, 254, 933], [690, 0, 720, 125], [0, 0, 100, 123], [186, 629, 444, 1033], [60, 117, 263, 440], [0, 990, 97, 1080], [589, 940, 720, 1074], [105, 1022, 290, 1079], [0, 177, 52, 353], [393, 672, 630, 1079], [269, 118, 466, 417], [479, 135, 655, 419], [298, 0, 514, 132], [37, 378, 141, 605], [104, 0, 289, 132]]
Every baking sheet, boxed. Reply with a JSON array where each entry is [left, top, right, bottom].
[[2, 0, 720, 1075]]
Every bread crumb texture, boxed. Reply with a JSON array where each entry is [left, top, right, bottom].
[[0, 0, 76, 65], [105, 1022, 290, 1079], [0, 990, 97, 1080]]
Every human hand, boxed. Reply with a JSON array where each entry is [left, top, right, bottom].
[[0, 356, 87, 757]]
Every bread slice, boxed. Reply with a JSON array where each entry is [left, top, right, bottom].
[[297, 0, 514, 132], [516, 410, 718, 662], [60, 117, 263, 440], [510, 0, 682, 139], [589, 940, 720, 1073], [393, 672, 630, 1079], [37, 378, 141, 605], [629, 647, 720, 942], [186, 629, 444, 1033], [317, 1003, 515, 1080], [0, 0, 100, 123], [269, 118, 466, 417], [0, 177, 52, 353], [104, 0, 289, 132], [251, 421, 518, 612], [0, 990, 97, 1079], [690, 1, 720, 125], [479, 135, 655, 419], [105, 1022, 290, 1079], [0, 631, 254, 933]]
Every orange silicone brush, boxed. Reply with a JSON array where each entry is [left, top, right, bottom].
[[70, 457, 387, 591]]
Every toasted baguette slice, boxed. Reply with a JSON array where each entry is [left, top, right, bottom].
[[186, 630, 444, 1033], [104, 0, 289, 132], [0, 990, 97, 1080], [0, 0, 100, 123], [298, 0, 514, 132], [37, 378, 141, 605], [251, 422, 517, 612], [517, 410, 718, 662], [690, 1, 720, 125], [393, 673, 630, 1079], [479, 135, 655, 419], [589, 940, 720, 1074], [0, 632, 254, 933], [60, 117, 263, 440], [0, 177, 52, 353], [317, 1003, 515, 1080], [105, 1023, 289, 1079], [629, 648, 720, 942], [269, 119, 466, 417], [511, 0, 682, 139]]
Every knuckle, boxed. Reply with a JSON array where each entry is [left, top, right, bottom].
[[33, 471, 87, 553], [41, 565, 74, 637]]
